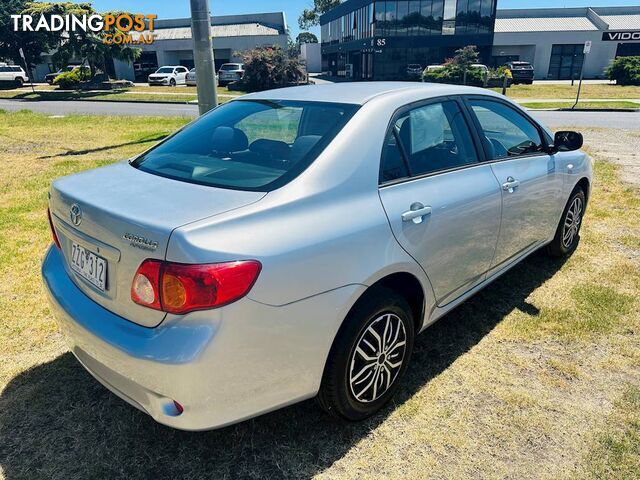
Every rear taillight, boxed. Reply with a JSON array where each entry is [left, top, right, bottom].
[[131, 259, 261, 314], [47, 208, 61, 249]]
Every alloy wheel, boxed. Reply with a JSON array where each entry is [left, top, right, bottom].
[[348, 313, 407, 403], [562, 196, 583, 248]]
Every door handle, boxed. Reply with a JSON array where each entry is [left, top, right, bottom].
[[502, 177, 520, 193], [402, 203, 432, 224]]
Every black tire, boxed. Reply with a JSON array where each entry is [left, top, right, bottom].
[[15, 77, 24, 87], [317, 286, 415, 421], [548, 187, 586, 257], [169, 78, 176, 87]]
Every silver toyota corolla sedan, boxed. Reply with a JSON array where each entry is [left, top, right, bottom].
[[42, 83, 591, 430]]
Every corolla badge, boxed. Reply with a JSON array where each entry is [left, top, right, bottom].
[[69, 204, 82, 226], [123, 233, 159, 251]]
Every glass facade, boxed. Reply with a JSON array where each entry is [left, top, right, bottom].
[[547, 44, 584, 80], [321, 0, 496, 80]]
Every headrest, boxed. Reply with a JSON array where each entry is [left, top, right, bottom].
[[249, 139, 290, 159], [211, 126, 248, 155]]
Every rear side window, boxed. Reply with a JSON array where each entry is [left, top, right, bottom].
[[469, 99, 544, 159], [380, 100, 478, 182], [133, 100, 359, 191]]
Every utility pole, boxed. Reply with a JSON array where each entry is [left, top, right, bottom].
[[190, 0, 217, 115]]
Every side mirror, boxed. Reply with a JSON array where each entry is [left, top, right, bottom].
[[552, 131, 583, 152]]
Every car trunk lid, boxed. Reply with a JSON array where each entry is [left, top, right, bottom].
[[49, 161, 266, 327]]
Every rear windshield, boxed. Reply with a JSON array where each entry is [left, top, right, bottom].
[[132, 100, 359, 191], [220, 64, 241, 71]]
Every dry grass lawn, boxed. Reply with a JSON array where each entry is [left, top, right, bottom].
[[0, 110, 638, 479], [520, 101, 639, 110], [497, 83, 640, 100]]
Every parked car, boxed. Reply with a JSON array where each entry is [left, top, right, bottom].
[[148, 66, 189, 86], [43, 83, 591, 431], [506, 61, 535, 84], [406, 64, 423, 79], [185, 68, 218, 87], [0, 63, 28, 86], [218, 63, 244, 85], [425, 64, 445, 73], [45, 65, 83, 85], [133, 62, 157, 82]]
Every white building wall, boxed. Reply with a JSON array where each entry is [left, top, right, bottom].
[[494, 30, 620, 79], [141, 34, 289, 67], [300, 43, 321, 73]]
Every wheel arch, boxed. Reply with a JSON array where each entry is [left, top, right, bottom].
[[346, 271, 427, 335], [576, 177, 590, 203]]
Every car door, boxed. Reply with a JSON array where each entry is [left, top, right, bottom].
[[178, 67, 188, 84], [464, 97, 563, 273], [0, 66, 10, 81], [378, 98, 502, 307]]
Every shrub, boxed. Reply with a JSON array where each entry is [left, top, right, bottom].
[[422, 45, 489, 86], [423, 64, 487, 86], [606, 56, 640, 86], [236, 45, 306, 92], [53, 68, 91, 89], [486, 66, 513, 88]]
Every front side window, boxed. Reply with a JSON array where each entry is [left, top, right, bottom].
[[469, 99, 544, 159], [133, 100, 359, 191], [380, 100, 478, 182]]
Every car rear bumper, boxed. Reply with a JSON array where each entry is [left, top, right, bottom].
[[511, 72, 534, 82], [42, 245, 364, 430]]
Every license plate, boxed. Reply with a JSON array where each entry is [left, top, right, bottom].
[[70, 242, 107, 291]]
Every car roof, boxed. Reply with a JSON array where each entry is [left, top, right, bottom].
[[239, 82, 501, 106]]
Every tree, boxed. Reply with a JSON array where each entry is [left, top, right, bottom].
[[450, 45, 479, 71], [422, 45, 487, 86], [296, 32, 318, 44], [24, 3, 141, 79], [606, 56, 640, 86], [236, 45, 306, 92], [298, 0, 341, 30], [0, 0, 60, 68]]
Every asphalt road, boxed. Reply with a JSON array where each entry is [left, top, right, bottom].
[[1, 98, 639, 130]]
